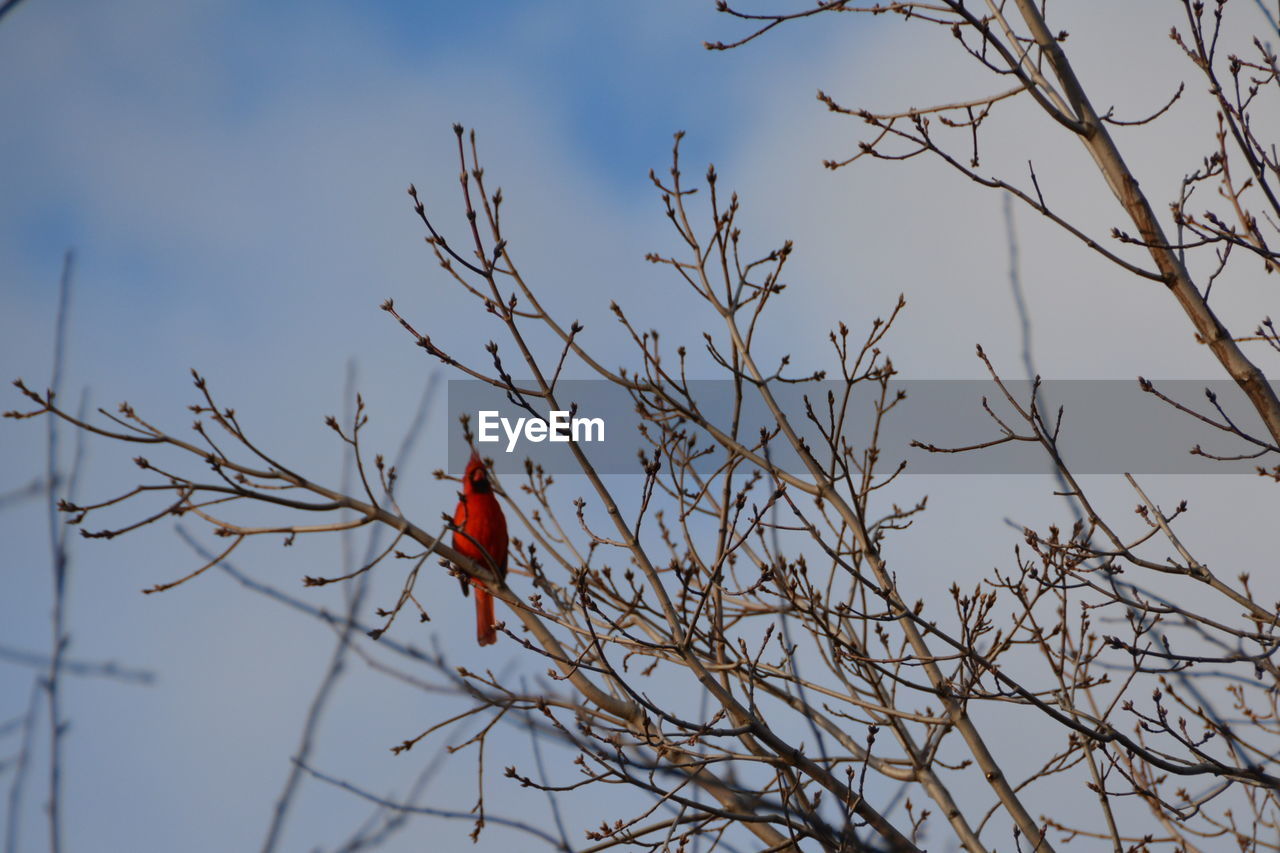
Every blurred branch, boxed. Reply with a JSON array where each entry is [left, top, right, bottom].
[[0, 646, 154, 685], [294, 759, 569, 849], [0, 0, 30, 25], [43, 250, 77, 853], [261, 367, 438, 853], [2, 681, 40, 853], [0, 476, 56, 510]]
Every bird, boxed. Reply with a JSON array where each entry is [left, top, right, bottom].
[[452, 451, 509, 646]]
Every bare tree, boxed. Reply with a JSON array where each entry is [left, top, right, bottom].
[[7, 2, 1280, 850]]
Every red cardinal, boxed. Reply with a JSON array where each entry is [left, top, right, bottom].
[[452, 451, 508, 646]]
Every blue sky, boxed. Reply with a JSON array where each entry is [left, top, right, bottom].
[[4, 2, 1280, 852], [0, 4, 864, 850]]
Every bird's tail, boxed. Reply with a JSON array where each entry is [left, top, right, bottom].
[[475, 585, 497, 646]]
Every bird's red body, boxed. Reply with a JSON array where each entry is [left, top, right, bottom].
[[452, 452, 508, 646]]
